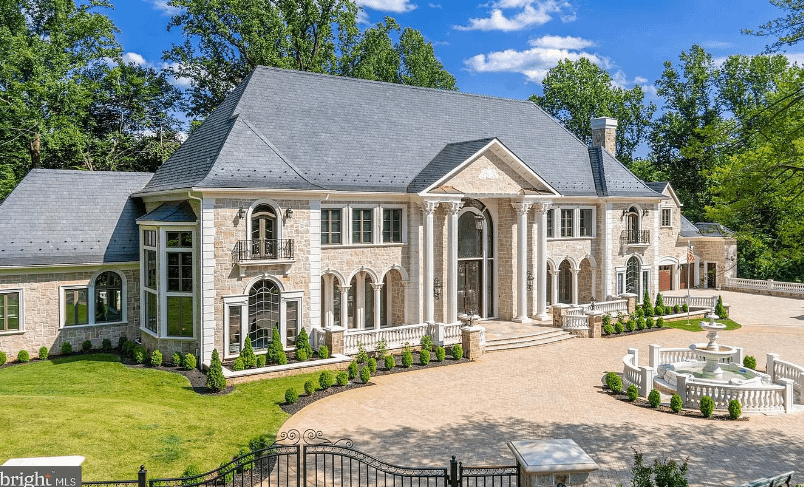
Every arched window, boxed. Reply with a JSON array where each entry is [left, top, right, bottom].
[[558, 260, 573, 304], [248, 279, 280, 351], [348, 272, 374, 329], [95, 271, 123, 323], [626, 257, 640, 295], [251, 204, 278, 259]]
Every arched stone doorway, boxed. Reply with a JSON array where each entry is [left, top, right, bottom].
[[457, 200, 494, 317], [381, 269, 405, 327], [558, 260, 573, 304], [578, 258, 593, 303]]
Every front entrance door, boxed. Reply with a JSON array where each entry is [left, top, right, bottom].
[[659, 265, 673, 291], [458, 260, 483, 316], [706, 262, 717, 288]]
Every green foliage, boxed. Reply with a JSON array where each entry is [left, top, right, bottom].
[[232, 357, 245, 371], [17, 350, 30, 363], [655, 293, 664, 309], [744, 0, 804, 51], [435, 346, 446, 362], [375, 339, 387, 362], [648, 389, 661, 408], [296, 348, 309, 362], [635, 308, 645, 319], [257, 355, 266, 368], [102, 339, 112, 351], [673, 304, 681, 314], [603, 324, 614, 335], [132, 346, 146, 364], [319, 371, 334, 390], [682, 303, 689, 313], [645, 316, 654, 329], [359, 365, 371, 383], [0, 351, 5, 366], [419, 349, 430, 366], [241, 337, 257, 369], [367, 357, 377, 373], [218, 462, 234, 484], [631, 450, 654, 487], [172, 351, 183, 367], [285, 388, 299, 404], [626, 319, 636, 332], [295, 328, 313, 360], [82, 340, 93, 352], [184, 353, 197, 370], [384, 354, 395, 370], [206, 350, 227, 392], [715, 295, 727, 317], [150, 350, 163, 367], [451, 344, 463, 360], [602, 314, 611, 327], [61, 342, 73, 356], [318, 345, 330, 360], [401, 347, 413, 368], [122, 341, 134, 357], [643, 291, 654, 317], [699, 396, 715, 417], [728, 399, 742, 419], [38, 346, 49, 361], [636, 316, 645, 330], [117, 336, 128, 350], [356, 342, 368, 364], [268, 326, 287, 365], [627, 384, 639, 401], [614, 322, 624, 334], [420, 334, 433, 352], [304, 380, 316, 396], [605, 372, 623, 394], [631, 450, 689, 487], [743, 355, 757, 369], [347, 361, 358, 379], [336, 371, 349, 386], [181, 465, 202, 485], [670, 394, 683, 412]]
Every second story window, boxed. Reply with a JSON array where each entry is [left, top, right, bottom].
[[546, 210, 553, 238], [321, 209, 342, 244], [661, 208, 672, 227], [383, 209, 402, 243], [167, 231, 193, 292], [352, 209, 373, 244], [579, 209, 593, 237], [561, 209, 573, 237]]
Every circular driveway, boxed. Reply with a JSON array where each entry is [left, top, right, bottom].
[[283, 291, 804, 486]]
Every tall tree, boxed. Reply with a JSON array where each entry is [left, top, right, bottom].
[[163, 0, 456, 119], [743, 0, 804, 52], [530, 58, 655, 163]]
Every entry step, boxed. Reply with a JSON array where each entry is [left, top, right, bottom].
[[484, 329, 574, 352]]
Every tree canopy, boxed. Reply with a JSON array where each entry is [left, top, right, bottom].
[[743, 0, 804, 52]]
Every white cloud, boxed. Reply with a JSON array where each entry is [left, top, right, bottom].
[[162, 62, 193, 89], [528, 35, 594, 50], [782, 52, 804, 65], [702, 40, 733, 49], [146, 0, 183, 16], [455, 1, 573, 32], [464, 46, 604, 83], [428, 2, 442, 7], [355, 0, 417, 13], [356, 8, 370, 24], [122, 52, 148, 67]]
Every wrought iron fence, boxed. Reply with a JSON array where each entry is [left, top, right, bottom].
[[620, 229, 650, 245], [459, 464, 519, 487], [232, 239, 294, 262]]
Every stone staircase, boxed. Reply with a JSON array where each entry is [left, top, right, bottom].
[[484, 328, 574, 352]]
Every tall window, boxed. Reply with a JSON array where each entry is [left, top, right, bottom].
[[321, 209, 342, 244], [64, 288, 89, 326], [383, 209, 402, 243], [561, 209, 573, 237], [0, 291, 20, 332], [579, 209, 593, 237], [546, 210, 553, 238], [95, 271, 123, 323], [143, 229, 158, 334], [352, 209, 373, 243], [626, 257, 640, 295], [248, 280, 280, 350], [166, 231, 193, 337], [661, 208, 671, 227]]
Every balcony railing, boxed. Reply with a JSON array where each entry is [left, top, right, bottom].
[[620, 229, 650, 245], [232, 239, 294, 263]]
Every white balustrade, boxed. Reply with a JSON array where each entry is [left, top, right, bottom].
[[725, 277, 768, 290], [662, 295, 717, 309], [565, 307, 585, 316], [658, 347, 735, 365], [563, 314, 589, 330], [683, 381, 786, 413], [343, 323, 430, 355], [479, 328, 486, 347], [580, 299, 628, 316], [774, 358, 804, 400], [622, 353, 641, 389], [443, 323, 464, 346]]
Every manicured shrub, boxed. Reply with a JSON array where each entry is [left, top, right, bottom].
[[0, 351, 6, 366], [645, 316, 654, 329], [728, 399, 742, 419], [627, 384, 639, 401], [296, 348, 309, 362], [268, 326, 287, 365], [181, 465, 202, 485], [636, 317, 645, 331], [61, 342, 73, 355], [451, 343, 463, 360], [336, 370, 349, 386], [236, 447, 254, 471], [360, 365, 371, 383], [319, 371, 334, 390], [232, 357, 245, 371], [605, 371, 623, 394], [670, 393, 683, 412], [673, 304, 681, 314], [219, 462, 234, 483], [614, 322, 624, 334], [117, 336, 128, 350], [419, 349, 430, 365], [241, 337, 257, 368], [603, 324, 614, 335], [664, 305, 672, 315], [420, 334, 433, 352], [356, 343, 368, 364], [602, 314, 611, 328], [318, 345, 330, 359], [122, 340, 134, 357], [17, 350, 30, 363], [206, 349, 227, 392], [435, 346, 446, 362], [643, 291, 654, 317], [102, 339, 112, 351], [682, 303, 689, 312], [133, 345, 146, 364], [38, 346, 49, 360], [648, 388, 661, 408], [82, 340, 92, 352], [367, 357, 377, 373], [285, 388, 299, 404], [626, 319, 636, 332], [655, 293, 664, 311], [172, 351, 183, 367], [183, 353, 197, 370], [699, 395, 715, 418], [743, 355, 757, 369], [635, 307, 644, 319], [150, 349, 163, 366], [256, 355, 266, 368], [295, 328, 313, 360], [384, 354, 395, 370], [347, 360, 358, 379], [715, 295, 727, 318], [656, 316, 664, 328], [304, 379, 316, 395], [401, 347, 413, 368], [375, 339, 388, 362]]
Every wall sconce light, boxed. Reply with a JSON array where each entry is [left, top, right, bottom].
[[590, 296, 596, 311], [622, 209, 628, 218], [285, 208, 293, 219], [526, 270, 534, 291], [433, 277, 442, 299], [474, 214, 484, 231], [238, 206, 246, 219], [642, 209, 649, 217]]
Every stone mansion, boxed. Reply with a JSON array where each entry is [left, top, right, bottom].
[[0, 67, 736, 366]]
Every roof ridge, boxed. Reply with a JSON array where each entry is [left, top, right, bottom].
[[601, 150, 663, 196]]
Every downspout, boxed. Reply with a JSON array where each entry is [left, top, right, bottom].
[[187, 191, 205, 369]]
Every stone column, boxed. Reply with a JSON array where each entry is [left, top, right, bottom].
[[324, 325, 345, 356], [591, 268, 597, 302], [372, 283, 383, 329], [422, 201, 438, 324], [323, 274, 333, 327], [533, 202, 550, 321], [512, 202, 532, 323], [587, 311, 604, 338], [339, 285, 350, 329], [356, 273, 365, 328], [446, 201, 463, 324], [461, 325, 484, 360], [571, 268, 579, 305], [550, 270, 558, 306]]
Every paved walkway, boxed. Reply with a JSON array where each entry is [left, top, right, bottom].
[[283, 290, 804, 486]]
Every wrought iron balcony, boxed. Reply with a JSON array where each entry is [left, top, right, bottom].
[[233, 239, 294, 263], [620, 229, 651, 245]]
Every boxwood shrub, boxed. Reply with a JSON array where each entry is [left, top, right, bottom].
[[336, 370, 349, 386], [285, 388, 299, 404], [0, 351, 6, 366], [360, 365, 371, 384], [743, 355, 757, 369], [296, 348, 309, 362], [605, 372, 623, 394], [682, 303, 689, 312], [384, 354, 395, 370], [367, 357, 377, 373], [172, 351, 183, 367], [656, 316, 664, 328], [401, 348, 413, 368], [645, 316, 654, 329], [133, 346, 147, 364], [82, 340, 92, 352], [61, 342, 73, 356], [17, 350, 30, 363], [614, 322, 624, 334], [38, 346, 49, 360], [627, 384, 638, 401], [435, 346, 446, 362], [673, 304, 681, 314], [150, 349, 163, 366], [232, 357, 245, 371], [318, 345, 330, 359], [728, 399, 742, 419], [102, 339, 112, 351], [304, 379, 316, 396], [700, 395, 715, 418], [670, 393, 683, 413], [603, 324, 614, 335], [419, 349, 430, 366], [451, 344, 463, 360], [626, 319, 636, 332], [117, 336, 128, 350], [636, 317, 645, 331], [256, 354, 266, 368], [319, 371, 334, 390], [347, 360, 358, 379], [183, 353, 197, 370], [648, 389, 661, 408]]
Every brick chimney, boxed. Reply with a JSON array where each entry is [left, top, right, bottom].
[[591, 117, 617, 155]]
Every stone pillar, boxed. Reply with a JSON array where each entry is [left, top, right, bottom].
[[446, 201, 463, 324], [356, 273, 365, 328], [621, 293, 637, 314], [587, 311, 603, 338], [434, 322, 446, 346], [767, 353, 779, 381], [676, 374, 688, 406], [508, 439, 598, 487], [550, 270, 558, 306], [339, 285, 350, 329], [422, 201, 438, 324], [323, 274, 333, 327], [639, 366, 655, 398], [649, 344, 661, 369], [571, 268, 579, 305], [372, 283, 383, 329], [733, 346, 744, 368], [324, 326, 345, 355], [628, 347, 639, 366], [591, 268, 597, 302], [461, 325, 484, 360], [551, 303, 570, 328], [781, 378, 794, 413], [534, 202, 550, 321], [512, 202, 532, 323]]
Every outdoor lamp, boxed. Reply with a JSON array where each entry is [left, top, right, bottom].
[[285, 208, 293, 219], [238, 206, 246, 219], [474, 214, 484, 230], [433, 277, 442, 299], [526, 270, 534, 291]]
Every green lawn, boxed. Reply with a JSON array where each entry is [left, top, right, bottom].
[[0, 354, 317, 480], [662, 317, 742, 332]]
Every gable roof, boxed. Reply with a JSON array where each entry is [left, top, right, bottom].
[[589, 148, 662, 197], [679, 215, 701, 237], [408, 138, 496, 193], [0, 169, 153, 267], [141, 67, 659, 197], [137, 201, 197, 224]]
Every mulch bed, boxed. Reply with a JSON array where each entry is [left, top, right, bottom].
[[601, 326, 672, 338], [599, 387, 749, 421]]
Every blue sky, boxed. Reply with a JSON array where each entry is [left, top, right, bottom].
[[112, 0, 798, 104]]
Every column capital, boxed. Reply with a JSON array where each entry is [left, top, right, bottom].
[[531, 201, 551, 214], [421, 200, 440, 215], [370, 283, 384, 291], [511, 201, 532, 216], [443, 200, 464, 215], [337, 285, 351, 293], [571, 268, 580, 276]]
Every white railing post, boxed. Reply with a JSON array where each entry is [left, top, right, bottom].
[[733, 347, 744, 368], [639, 366, 654, 398], [677, 374, 687, 405], [767, 353, 779, 382], [781, 378, 794, 413], [434, 323, 446, 346], [649, 344, 660, 369], [628, 348, 639, 367], [768, 279, 774, 290]]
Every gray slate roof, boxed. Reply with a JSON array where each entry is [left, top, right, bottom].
[[137, 201, 197, 223], [694, 222, 734, 237], [142, 67, 662, 197], [679, 215, 701, 237], [0, 169, 153, 267], [645, 181, 669, 194]]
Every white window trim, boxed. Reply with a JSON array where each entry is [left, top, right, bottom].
[[379, 204, 407, 244], [162, 227, 196, 339], [281, 290, 304, 349], [60, 271, 128, 329], [245, 199, 284, 242], [577, 206, 596, 238], [349, 205, 378, 245], [548, 206, 596, 239], [140, 227, 158, 337], [660, 207, 673, 228], [223, 295, 248, 360], [60, 284, 90, 328], [0, 288, 24, 335], [321, 205, 347, 247]]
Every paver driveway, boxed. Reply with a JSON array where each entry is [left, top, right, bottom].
[[283, 290, 804, 486]]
